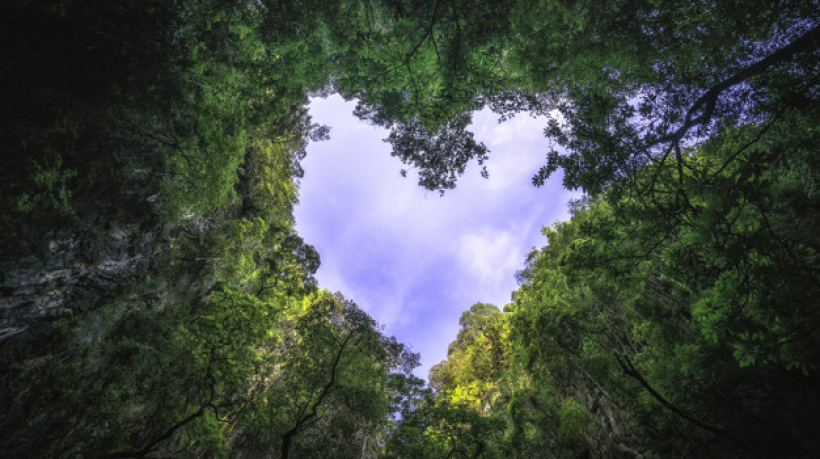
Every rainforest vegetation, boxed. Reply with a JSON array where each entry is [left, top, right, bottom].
[[2, 0, 819, 457]]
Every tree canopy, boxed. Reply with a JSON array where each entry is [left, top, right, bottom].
[[2, 0, 819, 457]]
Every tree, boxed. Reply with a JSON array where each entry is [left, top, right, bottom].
[[234, 291, 419, 459], [384, 399, 506, 459], [504, 130, 820, 457], [429, 303, 509, 412], [324, 0, 820, 197]]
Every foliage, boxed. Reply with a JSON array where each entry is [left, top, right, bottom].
[[326, 0, 820, 197], [3, 1, 820, 458], [233, 291, 419, 459], [421, 125, 820, 458]]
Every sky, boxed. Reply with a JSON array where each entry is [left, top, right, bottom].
[[294, 95, 579, 379]]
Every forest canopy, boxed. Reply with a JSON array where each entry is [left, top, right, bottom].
[[1, 0, 819, 458]]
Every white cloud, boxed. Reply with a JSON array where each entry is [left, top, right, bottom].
[[295, 95, 580, 378], [457, 229, 523, 304]]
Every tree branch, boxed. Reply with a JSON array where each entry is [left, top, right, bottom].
[[643, 24, 820, 186], [103, 348, 221, 459], [614, 353, 758, 457], [280, 332, 354, 459]]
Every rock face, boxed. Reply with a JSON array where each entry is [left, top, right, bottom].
[[1, 212, 215, 349], [2, 228, 149, 336], [0, 204, 222, 455]]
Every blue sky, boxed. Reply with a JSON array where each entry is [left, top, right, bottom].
[[294, 95, 578, 379]]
